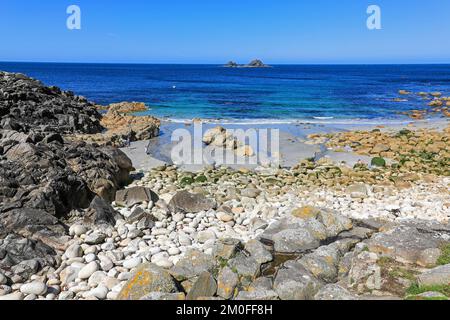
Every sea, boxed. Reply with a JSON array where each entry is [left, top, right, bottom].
[[1, 62, 449, 124]]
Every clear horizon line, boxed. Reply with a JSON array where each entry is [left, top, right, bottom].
[[1, 59, 450, 66]]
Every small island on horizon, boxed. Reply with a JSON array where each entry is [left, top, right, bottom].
[[224, 59, 271, 68]]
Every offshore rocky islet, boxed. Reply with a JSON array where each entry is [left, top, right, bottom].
[[0, 71, 450, 300]]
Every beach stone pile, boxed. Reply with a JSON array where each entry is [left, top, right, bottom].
[[2, 197, 447, 301], [113, 215, 450, 301], [0, 157, 449, 300], [202, 126, 255, 157], [322, 127, 450, 177], [3, 116, 448, 300], [0, 71, 103, 135]]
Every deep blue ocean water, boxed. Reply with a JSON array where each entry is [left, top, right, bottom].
[[1, 62, 449, 123]]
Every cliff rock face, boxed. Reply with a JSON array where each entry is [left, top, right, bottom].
[[0, 71, 103, 135]]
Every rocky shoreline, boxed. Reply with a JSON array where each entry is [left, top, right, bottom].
[[395, 89, 450, 119], [1, 71, 450, 301], [66, 101, 160, 147]]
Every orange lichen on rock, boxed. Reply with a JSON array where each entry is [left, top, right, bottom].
[[117, 263, 178, 300]]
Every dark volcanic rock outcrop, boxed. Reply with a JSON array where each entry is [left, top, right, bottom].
[[0, 71, 136, 277], [0, 71, 103, 134], [0, 131, 133, 220], [64, 140, 133, 202], [0, 234, 58, 282], [0, 130, 133, 216], [0, 130, 132, 258], [0, 130, 95, 216]]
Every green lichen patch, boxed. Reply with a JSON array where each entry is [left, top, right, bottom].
[[179, 176, 194, 186], [437, 244, 450, 266], [406, 283, 450, 297], [377, 257, 419, 296], [371, 157, 386, 167], [404, 249, 450, 299], [194, 175, 208, 183]]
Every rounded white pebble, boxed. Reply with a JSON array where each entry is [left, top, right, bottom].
[[70, 224, 88, 236], [0, 292, 24, 300], [84, 253, 97, 263], [78, 262, 99, 280], [168, 247, 180, 256], [154, 258, 173, 269], [90, 285, 109, 300], [20, 282, 48, 296], [123, 257, 142, 269], [65, 244, 83, 259]]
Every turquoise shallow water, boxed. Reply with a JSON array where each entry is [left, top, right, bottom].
[[1, 62, 449, 123]]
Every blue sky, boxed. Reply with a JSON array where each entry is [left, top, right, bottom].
[[0, 0, 449, 64]]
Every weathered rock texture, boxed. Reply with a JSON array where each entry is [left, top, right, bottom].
[[68, 101, 161, 147], [0, 71, 136, 279], [0, 71, 103, 134], [117, 206, 450, 301], [0, 130, 133, 215]]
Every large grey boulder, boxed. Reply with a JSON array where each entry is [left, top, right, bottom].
[[298, 243, 341, 283], [0, 71, 103, 134], [84, 196, 120, 226], [0, 134, 95, 216], [228, 252, 261, 279], [418, 264, 450, 286], [259, 207, 353, 254], [169, 249, 214, 281], [314, 284, 359, 300], [244, 240, 273, 265], [235, 289, 279, 300], [117, 263, 178, 300], [168, 191, 216, 214], [364, 222, 450, 267], [115, 186, 159, 208], [273, 260, 322, 300], [186, 272, 217, 300], [0, 130, 134, 214], [0, 209, 67, 247], [217, 267, 239, 300]]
